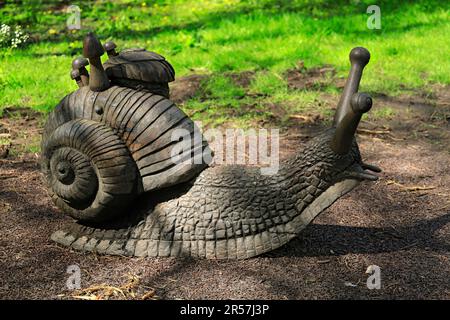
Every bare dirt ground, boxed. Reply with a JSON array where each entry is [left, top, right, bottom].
[[0, 73, 449, 300]]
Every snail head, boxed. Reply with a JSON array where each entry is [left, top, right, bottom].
[[297, 47, 381, 183]]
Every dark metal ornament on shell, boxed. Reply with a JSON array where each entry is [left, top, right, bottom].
[[82, 32, 110, 92], [70, 69, 83, 88], [71, 57, 90, 87]]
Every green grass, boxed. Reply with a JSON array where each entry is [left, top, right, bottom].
[[0, 0, 449, 125], [0, 136, 10, 147], [249, 72, 287, 96], [371, 106, 396, 119], [204, 75, 246, 100]]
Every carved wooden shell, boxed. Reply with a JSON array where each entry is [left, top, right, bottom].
[[103, 49, 175, 97], [41, 86, 210, 222]]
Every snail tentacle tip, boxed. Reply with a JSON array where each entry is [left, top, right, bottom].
[[350, 46, 371, 66]]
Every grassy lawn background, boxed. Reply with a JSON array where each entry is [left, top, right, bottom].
[[0, 0, 449, 127]]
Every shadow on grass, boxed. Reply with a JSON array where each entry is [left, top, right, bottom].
[[17, 0, 446, 52]]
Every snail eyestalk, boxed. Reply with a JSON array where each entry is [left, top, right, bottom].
[[330, 92, 372, 154], [330, 47, 371, 155], [333, 47, 370, 127], [83, 32, 110, 92]]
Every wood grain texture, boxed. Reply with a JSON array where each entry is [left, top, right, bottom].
[[42, 86, 210, 221], [103, 48, 175, 97], [41, 119, 139, 222]]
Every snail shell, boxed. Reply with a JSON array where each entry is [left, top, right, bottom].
[[41, 119, 138, 222], [42, 87, 210, 222]]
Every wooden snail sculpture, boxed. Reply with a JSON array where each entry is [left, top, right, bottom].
[[42, 32, 381, 259]]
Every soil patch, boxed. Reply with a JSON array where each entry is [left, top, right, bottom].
[[169, 74, 208, 104], [0, 108, 43, 159], [286, 62, 345, 90], [226, 70, 255, 88]]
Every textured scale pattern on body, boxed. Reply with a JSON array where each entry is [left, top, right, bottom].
[[51, 132, 366, 258]]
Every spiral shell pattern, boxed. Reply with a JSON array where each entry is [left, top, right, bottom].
[[41, 119, 138, 222]]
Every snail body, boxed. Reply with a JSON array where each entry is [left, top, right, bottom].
[[52, 133, 365, 258], [42, 33, 381, 259]]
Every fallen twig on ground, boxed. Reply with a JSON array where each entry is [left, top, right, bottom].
[[357, 128, 391, 135], [62, 274, 158, 300], [386, 180, 437, 192]]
